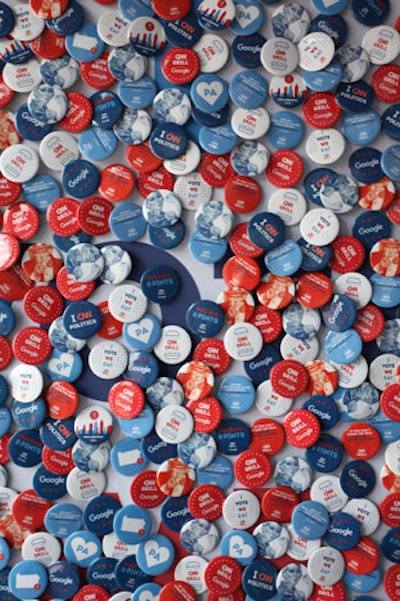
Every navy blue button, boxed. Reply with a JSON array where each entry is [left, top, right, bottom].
[[53, 231, 92, 252], [298, 237, 333, 271], [199, 124, 238, 155], [189, 231, 228, 263], [192, 104, 230, 128], [33, 465, 68, 500], [353, 210, 391, 249], [368, 408, 400, 444], [90, 90, 123, 129], [115, 555, 151, 592], [148, 219, 186, 249], [118, 77, 158, 110], [150, 123, 188, 159], [382, 104, 400, 140], [351, 0, 389, 25], [47, 561, 80, 599], [164, 11, 202, 47], [266, 111, 304, 149], [110, 202, 148, 241], [141, 430, 177, 464], [22, 174, 61, 213], [0, 407, 10, 438], [79, 127, 118, 161], [0, 375, 8, 407], [0, 299, 14, 336], [242, 559, 277, 600], [381, 144, 400, 181], [229, 70, 268, 109], [46, 0, 84, 35], [291, 501, 330, 539], [8, 429, 42, 467], [244, 344, 281, 384], [322, 294, 357, 332], [0, 3, 15, 36], [348, 147, 384, 183], [247, 212, 285, 250], [342, 110, 381, 146], [190, 74, 229, 112], [232, 34, 266, 69], [1, 39, 32, 65], [302, 395, 339, 431], [305, 434, 343, 473], [124, 353, 159, 388], [302, 60, 343, 92], [215, 418, 251, 455], [304, 168, 336, 206], [40, 418, 77, 451], [336, 80, 374, 112], [310, 14, 347, 47], [15, 104, 53, 142], [62, 159, 100, 199], [0, 568, 17, 601], [381, 527, 400, 562], [87, 557, 118, 593], [140, 265, 180, 304], [83, 495, 122, 536], [161, 495, 193, 532], [44, 502, 83, 538], [340, 460, 376, 498], [63, 301, 102, 339], [325, 511, 361, 550], [186, 300, 225, 337]]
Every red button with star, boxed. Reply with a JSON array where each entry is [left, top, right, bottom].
[[283, 409, 321, 448], [186, 396, 223, 432], [12, 327, 52, 365], [188, 484, 225, 520], [162, 47, 200, 84], [303, 92, 341, 128], [46, 197, 81, 236], [265, 150, 303, 188], [108, 380, 145, 419], [204, 556, 242, 596], [229, 223, 264, 258], [329, 236, 365, 274], [270, 360, 309, 398], [234, 449, 273, 488], [58, 92, 94, 133]]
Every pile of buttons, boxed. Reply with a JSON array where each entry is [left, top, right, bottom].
[[0, 0, 398, 599]]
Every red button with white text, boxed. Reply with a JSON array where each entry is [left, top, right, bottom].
[[162, 47, 200, 84], [0, 336, 12, 371], [353, 303, 385, 342], [222, 255, 261, 290], [265, 150, 303, 188], [0, 176, 20, 206], [229, 223, 264, 258], [381, 383, 400, 422], [126, 141, 163, 173], [137, 166, 174, 198], [200, 153, 236, 187], [77, 196, 113, 236], [303, 92, 341, 129], [3, 202, 39, 240], [250, 418, 285, 455], [12, 327, 52, 365], [283, 409, 321, 448], [56, 267, 96, 301], [329, 236, 365, 273], [29, 27, 66, 59], [12, 489, 51, 532], [385, 564, 400, 601], [73, 586, 110, 601], [42, 446, 74, 475], [131, 470, 166, 508], [46, 197, 80, 236], [193, 338, 232, 375], [204, 556, 242, 596], [23, 285, 63, 325], [97, 300, 124, 339], [80, 52, 116, 89], [371, 64, 400, 103], [296, 272, 333, 308], [234, 449, 272, 488], [341, 423, 380, 459], [44, 381, 79, 420], [152, 0, 191, 20], [186, 396, 223, 432], [270, 360, 309, 398], [58, 92, 94, 133], [224, 175, 262, 214], [188, 484, 225, 520], [380, 493, 400, 527], [108, 380, 145, 419], [159, 581, 197, 601], [249, 306, 282, 343], [261, 487, 300, 522], [342, 537, 379, 575], [98, 164, 135, 201]]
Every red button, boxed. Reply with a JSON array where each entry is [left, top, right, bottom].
[[46, 197, 81, 236], [380, 492, 400, 527], [0, 264, 34, 301], [3, 202, 39, 241], [371, 64, 400, 102], [302, 92, 341, 128], [176, 360, 214, 401], [42, 446, 74, 475], [270, 360, 309, 398], [12, 489, 51, 532], [261, 486, 300, 522], [256, 274, 295, 310], [381, 383, 400, 422], [162, 47, 200, 84], [77, 196, 113, 236], [249, 306, 282, 343], [188, 484, 225, 520], [152, 0, 191, 20], [96, 300, 124, 339], [222, 255, 261, 290], [250, 418, 285, 455], [80, 52, 116, 89], [208, 590, 245, 601], [137, 165, 175, 198], [29, 27, 66, 59], [385, 564, 400, 601], [73, 586, 110, 601], [0, 336, 12, 371], [131, 470, 166, 508], [56, 267, 96, 301], [156, 457, 195, 497], [0, 110, 21, 150], [21, 243, 63, 283], [204, 556, 242, 596], [0, 233, 20, 271], [283, 409, 321, 448], [0, 75, 14, 109], [296, 272, 333, 308], [23, 285, 63, 325], [12, 326, 52, 365], [159, 581, 197, 601], [309, 582, 346, 601], [44, 380, 79, 420], [358, 176, 395, 210], [0, 176, 20, 206], [342, 536, 379, 575], [30, 0, 69, 18], [199, 153, 236, 187], [370, 238, 400, 277], [329, 236, 365, 273], [353, 303, 385, 342], [387, 190, 400, 225], [58, 92, 94, 133], [98, 164, 135, 201], [305, 360, 338, 396], [186, 396, 223, 432], [108, 380, 145, 419], [0, 434, 10, 464], [193, 338, 232, 375], [229, 223, 264, 258], [234, 449, 273, 488], [341, 423, 380, 459], [265, 150, 303, 188], [126, 141, 163, 173], [224, 175, 261, 214]]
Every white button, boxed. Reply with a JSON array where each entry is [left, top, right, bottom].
[[310, 475, 349, 513], [193, 34, 229, 73], [300, 207, 340, 246], [385, 440, 400, 475], [174, 171, 213, 210], [305, 129, 345, 165], [174, 556, 208, 594], [0, 144, 40, 183], [330, 355, 368, 389], [102, 531, 138, 560], [307, 546, 345, 586], [261, 38, 299, 75], [369, 353, 400, 390], [231, 107, 270, 140], [97, 9, 131, 47], [343, 498, 380, 536], [2, 59, 42, 92], [9, 364, 43, 402], [108, 283, 148, 323], [11, 4, 45, 41], [153, 325, 192, 365], [280, 334, 320, 364], [334, 272, 372, 309], [88, 341, 128, 379], [268, 188, 307, 226], [286, 525, 321, 561], [255, 380, 293, 417], [165, 140, 201, 176], [155, 405, 194, 444], [39, 132, 80, 171], [66, 468, 106, 501], [362, 26, 400, 65], [224, 322, 263, 361], [222, 490, 260, 529], [298, 32, 335, 71], [22, 532, 62, 565]]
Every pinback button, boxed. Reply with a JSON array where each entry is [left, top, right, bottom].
[[362, 25, 400, 65], [109, 201, 147, 241], [186, 396, 223, 433], [123, 353, 159, 390], [186, 300, 225, 338], [303, 92, 342, 129], [108, 45, 148, 84], [162, 47, 200, 85], [265, 149, 303, 188], [260, 37, 299, 76], [311, 474, 348, 512], [345, 109, 381, 146], [234, 448, 272, 488], [118, 76, 158, 111], [155, 405, 193, 444], [266, 111, 304, 150], [269, 73, 307, 110], [40, 131, 80, 171], [0, 143, 39, 183], [8, 560, 48, 598], [322, 293, 357, 332], [89, 341, 129, 380], [153, 325, 192, 365], [270, 361, 310, 399], [229, 70, 268, 109], [123, 313, 161, 351], [282, 303, 321, 340], [189, 231, 228, 263], [249, 305, 282, 344], [336, 80, 374, 113], [306, 128, 346, 164], [217, 375, 255, 414], [22, 173, 61, 212], [349, 147, 383, 183], [164, 10, 202, 47], [12, 326, 52, 365], [128, 16, 166, 56], [111, 437, 148, 476], [340, 460, 376, 499], [83, 494, 121, 537], [46, 197, 80, 236], [370, 238, 400, 277], [15, 103, 52, 141]]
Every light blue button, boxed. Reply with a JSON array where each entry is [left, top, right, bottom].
[[266, 111, 304, 149], [220, 530, 258, 565], [382, 144, 400, 181], [230, 0, 264, 35], [110, 437, 148, 476], [190, 74, 229, 113], [22, 174, 60, 212], [189, 231, 228, 263], [123, 314, 161, 351], [136, 534, 175, 575], [302, 60, 343, 92], [65, 23, 105, 62], [217, 375, 255, 413], [324, 329, 363, 364], [199, 124, 238, 154], [342, 110, 381, 145], [64, 530, 102, 567], [229, 70, 268, 109], [118, 404, 155, 439], [117, 76, 158, 109], [79, 127, 118, 161], [8, 560, 48, 599], [265, 239, 303, 276], [45, 349, 83, 383], [109, 202, 147, 241], [113, 504, 152, 545]]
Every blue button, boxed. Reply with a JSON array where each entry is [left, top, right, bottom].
[[83, 495, 122, 536], [244, 344, 281, 384], [306, 434, 343, 473], [123, 314, 161, 351], [265, 239, 303, 276], [53, 231, 91, 252], [0, 538, 9, 571], [324, 329, 363, 364], [22, 174, 61, 213], [0, 300, 14, 336], [232, 33, 266, 69], [343, 567, 381, 593], [310, 14, 347, 47], [124, 352, 159, 389], [90, 90, 123, 129], [282, 304, 321, 340], [351, 0, 389, 25], [322, 294, 357, 332], [118, 404, 155, 439], [140, 266, 180, 304], [79, 127, 118, 161], [353, 210, 391, 249], [186, 300, 225, 337], [196, 454, 234, 487], [145, 377, 184, 412], [0, 568, 16, 601], [382, 104, 400, 140], [229, 70, 268, 109], [65, 23, 105, 62], [341, 382, 380, 422], [266, 110, 304, 149], [298, 237, 333, 271], [118, 77, 158, 110], [0, 3, 15, 36], [113, 505, 152, 545], [111, 437, 149, 475], [15, 104, 53, 142], [0, 375, 8, 407], [304, 167, 336, 206], [302, 60, 343, 92], [141, 430, 177, 464], [113, 109, 152, 145], [311, 0, 349, 15], [199, 124, 238, 155], [336, 80, 374, 112], [1, 39, 32, 65], [40, 418, 77, 451], [215, 418, 251, 455], [110, 202, 147, 241], [164, 11, 202, 47], [340, 460, 376, 498], [189, 231, 228, 263], [302, 395, 339, 431], [33, 465, 68, 500], [119, 0, 153, 20], [190, 74, 229, 112], [382, 144, 400, 181], [8, 429, 42, 468], [325, 511, 361, 550], [115, 555, 151, 592], [71, 440, 110, 472], [242, 559, 277, 600], [178, 432, 216, 469], [368, 408, 400, 443], [132, 583, 162, 601], [230, 0, 264, 35], [64, 530, 102, 567], [342, 110, 381, 146], [108, 45, 148, 83], [291, 500, 330, 539], [381, 527, 400, 562], [47, 562, 80, 599], [150, 123, 188, 159], [0, 407, 10, 438], [149, 219, 186, 249], [371, 273, 400, 308], [44, 503, 83, 538], [63, 301, 102, 339], [161, 495, 193, 532], [136, 534, 175, 575], [40, 55, 80, 88], [192, 104, 230, 128], [62, 159, 100, 199], [220, 530, 258, 565], [87, 557, 118, 593], [46, 0, 84, 35], [217, 375, 255, 414], [248, 212, 286, 250], [8, 561, 48, 599], [349, 147, 384, 183]]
